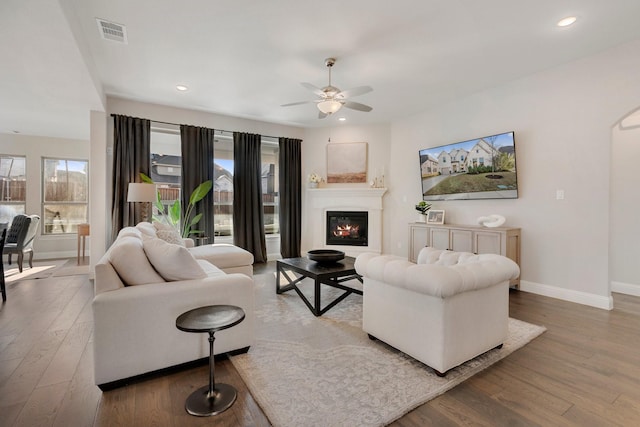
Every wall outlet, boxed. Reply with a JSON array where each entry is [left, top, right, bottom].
[[556, 189, 565, 200], [397, 242, 402, 249]]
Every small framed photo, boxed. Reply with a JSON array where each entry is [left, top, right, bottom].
[[426, 210, 445, 225]]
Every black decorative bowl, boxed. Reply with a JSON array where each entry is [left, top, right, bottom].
[[307, 249, 345, 264]]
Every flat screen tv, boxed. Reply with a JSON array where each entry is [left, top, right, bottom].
[[419, 131, 518, 201]]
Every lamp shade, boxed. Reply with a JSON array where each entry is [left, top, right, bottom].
[[127, 183, 157, 203], [317, 99, 343, 115]]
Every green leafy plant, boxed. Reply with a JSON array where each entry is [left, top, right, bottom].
[[415, 200, 432, 214], [140, 173, 213, 238]]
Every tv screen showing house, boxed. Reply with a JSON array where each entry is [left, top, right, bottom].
[[419, 131, 518, 201]]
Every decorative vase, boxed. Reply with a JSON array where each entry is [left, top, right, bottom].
[[417, 214, 426, 223], [309, 182, 318, 189]]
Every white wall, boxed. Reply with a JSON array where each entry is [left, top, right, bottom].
[[0, 133, 89, 259], [89, 97, 304, 263], [301, 124, 391, 253], [610, 115, 640, 296], [386, 38, 640, 309]]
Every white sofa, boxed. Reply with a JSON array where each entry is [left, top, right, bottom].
[[92, 224, 255, 389], [355, 247, 520, 376]]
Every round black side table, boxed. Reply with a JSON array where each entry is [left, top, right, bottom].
[[176, 305, 245, 417]]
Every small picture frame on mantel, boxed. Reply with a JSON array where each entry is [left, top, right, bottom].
[[426, 210, 445, 225]]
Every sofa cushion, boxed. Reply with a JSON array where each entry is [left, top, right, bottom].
[[108, 235, 164, 286], [142, 236, 206, 281], [188, 243, 254, 269], [153, 222, 185, 247]]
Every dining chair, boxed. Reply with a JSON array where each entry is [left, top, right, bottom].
[[3, 214, 41, 273]]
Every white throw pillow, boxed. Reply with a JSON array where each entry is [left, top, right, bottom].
[[153, 222, 185, 247], [108, 236, 164, 286], [142, 236, 206, 281]]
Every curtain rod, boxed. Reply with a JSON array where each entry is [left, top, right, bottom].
[[109, 114, 283, 140]]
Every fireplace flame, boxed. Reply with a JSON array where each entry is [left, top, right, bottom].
[[333, 224, 360, 238]]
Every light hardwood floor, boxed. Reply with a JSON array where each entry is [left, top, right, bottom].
[[1, 260, 639, 426]]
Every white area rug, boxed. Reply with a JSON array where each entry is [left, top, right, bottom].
[[230, 272, 546, 427]]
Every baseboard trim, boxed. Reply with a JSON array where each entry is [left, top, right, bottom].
[[519, 280, 613, 310], [34, 250, 77, 260], [611, 281, 640, 297]]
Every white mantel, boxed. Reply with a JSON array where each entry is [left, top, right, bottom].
[[306, 187, 387, 257]]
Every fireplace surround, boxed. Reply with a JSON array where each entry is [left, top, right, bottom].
[[306, 187, 386, 257]]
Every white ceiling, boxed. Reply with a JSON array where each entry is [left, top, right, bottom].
[[2, 0, 640, 140]]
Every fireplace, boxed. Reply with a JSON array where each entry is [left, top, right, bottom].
[[326, 211, 368, 246]]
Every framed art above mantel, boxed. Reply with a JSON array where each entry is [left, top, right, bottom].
[[327, 142, 367, 184]]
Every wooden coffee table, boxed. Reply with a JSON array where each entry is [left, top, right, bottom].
[[276, 256, 362, 316]]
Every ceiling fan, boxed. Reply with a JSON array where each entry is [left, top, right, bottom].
[[281, 58, 373, 119]]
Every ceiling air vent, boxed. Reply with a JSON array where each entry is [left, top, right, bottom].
[[96, 18, 127, 44]]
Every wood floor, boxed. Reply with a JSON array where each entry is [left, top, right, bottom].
[[1, 259, 640, 426]]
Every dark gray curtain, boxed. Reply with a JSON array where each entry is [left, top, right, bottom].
[[180, 125, 215, 240], [278, 137, 302, 258], [233, 132, 267, 263], [111, 115, 151, 243]]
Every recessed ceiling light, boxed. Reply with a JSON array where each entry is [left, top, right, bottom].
[[176, 84, 188, 91], [338, 117, 346, 122], [557, 16, 577, 27]]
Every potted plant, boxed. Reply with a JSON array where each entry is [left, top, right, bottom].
[[415, 200, 432, 223], [140, 173, 213, 238]]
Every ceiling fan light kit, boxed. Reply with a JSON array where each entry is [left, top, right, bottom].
[[282, 57, 373, 119], [318, 99, 343, 115]]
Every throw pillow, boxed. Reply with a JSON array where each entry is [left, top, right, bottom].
[[108, 236, 164, 286], [142, 236, 206, 281], [153, 222, 185, 247]]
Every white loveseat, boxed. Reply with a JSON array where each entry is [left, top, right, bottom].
[[355, 247, 520, 376], [92, 224, 255, 389]]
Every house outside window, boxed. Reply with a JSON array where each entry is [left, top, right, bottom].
[[42, 157, 88, 234], [0, 155, 26, 226]]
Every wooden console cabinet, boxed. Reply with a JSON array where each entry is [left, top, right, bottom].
[[409, 222, 521, 287]]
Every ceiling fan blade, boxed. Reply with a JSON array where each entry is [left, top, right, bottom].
[[281, 100, 313, 107], [343, 101, 373, 112], [336, 85, 373, 99], [301, 82, 325, 97], [318, 110, 328, 119]]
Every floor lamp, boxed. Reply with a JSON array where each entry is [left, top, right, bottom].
[[127, 182, 157, 223]]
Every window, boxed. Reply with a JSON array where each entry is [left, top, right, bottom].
[[150, 128, 182, 223], [42, 158, 88, 234], [0, 155, 26, 225], [149, 128, 280, 243], [214, 138, 234, 240], [261, 141, 279, 236]]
